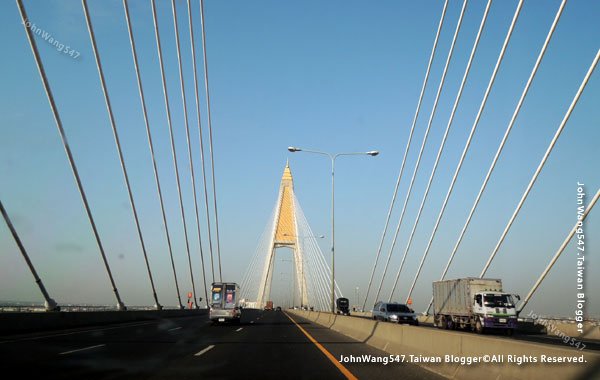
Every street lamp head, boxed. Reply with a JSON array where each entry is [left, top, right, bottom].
[[288, 146, 301, 152], [367, 150, 379, 157]]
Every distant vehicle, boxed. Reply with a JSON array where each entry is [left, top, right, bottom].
[[432, 278, 519, 334], [372, 302, 418, 325], [336, 297, 350, 316], [275, 306, 282, 311], [264, 300, 274, 311], [209, 282, 242, 324]]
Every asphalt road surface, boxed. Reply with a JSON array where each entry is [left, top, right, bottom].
[[0, 309, 445, 380]]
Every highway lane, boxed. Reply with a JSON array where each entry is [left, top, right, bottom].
[[0, 309, 444, 379]]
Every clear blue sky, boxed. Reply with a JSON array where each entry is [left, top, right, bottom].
[[0, 0, 598, 317]]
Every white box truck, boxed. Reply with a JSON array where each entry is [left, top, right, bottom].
[[432, 278, 519, 335]]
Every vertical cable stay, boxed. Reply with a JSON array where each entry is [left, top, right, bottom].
[[188, 0, 216, 286], [417, 0, 524, 314], [379, 0, 469, 303], [1, 200, 59, 311], [199, 0, 223, 281], [436, 0, 566, 288], [402, 0, 492, 303], [16, 0, 126, 311], [480, 49, 599, 277], [123, 0, 183, 309], [362, 0, 449, 311], [83, 0, 162, 310], [151, 0, 194, 310], [518, 189, 599, 314], [240, 203, 277, 297], [295, 194, 343, 306], [172, 0, 201, 309]]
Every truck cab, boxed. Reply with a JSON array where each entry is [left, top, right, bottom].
[[472, 291, 518, 333]]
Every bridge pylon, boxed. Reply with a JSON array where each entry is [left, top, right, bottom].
[[256, 162, 307, 309]]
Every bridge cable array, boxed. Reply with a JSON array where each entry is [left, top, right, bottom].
[[396, 0, 492, 303], [370, 0, 469, 304], [200, 0, 223, 282], [362, 0, 450, 311], [518, 189, 599, 314], [397, 0, 524, 310], [384, 0, 469, 302], [365, 0, 598, 315], [14, 0, 126, 311], [123, 0, 184, 309], [83, 0, 162, 309], [187, 0, 217, 291], [428, 0, 567, 294], [7, 0, 223, 309], [479, 47, 598, 278]]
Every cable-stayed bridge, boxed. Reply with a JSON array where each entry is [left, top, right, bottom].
[[240, 162, 341, 312], [1, 1, 599, 379]]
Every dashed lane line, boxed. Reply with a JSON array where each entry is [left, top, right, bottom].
[[194, 345, 215, 357], [59, 344, 106, 355]]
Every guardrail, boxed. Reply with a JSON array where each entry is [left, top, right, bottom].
[[290, 310, 600, 380], [343, 311, 600, 340]]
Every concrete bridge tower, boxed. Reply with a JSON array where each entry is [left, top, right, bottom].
[[255, 162, 307, 308]]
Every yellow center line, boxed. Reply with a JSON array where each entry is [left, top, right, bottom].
[[284, 311, 358, 380]]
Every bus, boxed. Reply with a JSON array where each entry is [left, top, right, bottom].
[[209, 282, 242, 324]]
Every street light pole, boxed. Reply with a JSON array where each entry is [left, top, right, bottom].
[[288, 147, 379, 313]]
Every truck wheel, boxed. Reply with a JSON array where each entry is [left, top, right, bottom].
[[475, 319, 484, 334], [435, 317, 444, 329], [441, 316, 448, 330]]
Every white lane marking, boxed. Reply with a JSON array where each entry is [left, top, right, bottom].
[[194, 345, 215, 356], [59, 344, 105, 355], [235, 327, 243, 332], [0, 321, 156, 344], [168, 327, 182, 331]]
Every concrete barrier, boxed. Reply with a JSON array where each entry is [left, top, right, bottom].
[[535, 320, 600, 341], [0, 309, 208, 335], [290, 310, 600, 380]]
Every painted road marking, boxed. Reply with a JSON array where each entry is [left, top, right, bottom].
[[235, 327, 243, 332], [59, 344, 105, 355], [194, 345, 215, 356], [0, 321, 156, 344], [168, 327, 182, 332], [285, 312, 358, 380]]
